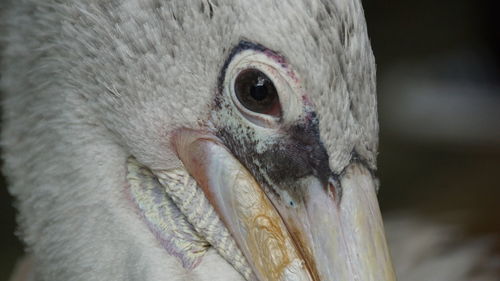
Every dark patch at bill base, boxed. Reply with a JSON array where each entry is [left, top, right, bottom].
[[216, 113, 335, 203]]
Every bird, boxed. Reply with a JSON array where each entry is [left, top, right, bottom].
[[0, 1, 496, 281]]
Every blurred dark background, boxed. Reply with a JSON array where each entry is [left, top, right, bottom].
[[1, 0, 499, 279], [364, 0, 500, 230]]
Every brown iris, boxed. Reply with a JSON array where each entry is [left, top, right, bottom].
[[234, 69, 281, 117]]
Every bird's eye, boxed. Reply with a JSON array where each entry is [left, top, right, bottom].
[[234, 69, 281, 117]]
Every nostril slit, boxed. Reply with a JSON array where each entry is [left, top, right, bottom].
[[328, 176, 342, 205], [328, 181, 336, 197]]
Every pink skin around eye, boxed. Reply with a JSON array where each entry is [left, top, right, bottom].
[[263, 49, 287, 65], [302, 94, 312, 105]]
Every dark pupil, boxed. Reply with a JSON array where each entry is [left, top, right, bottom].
[[250, 78, 268, 101], [234, 69, 279, 115]]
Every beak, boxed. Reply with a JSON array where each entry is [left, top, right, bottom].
[[174, 129, 396, 281]]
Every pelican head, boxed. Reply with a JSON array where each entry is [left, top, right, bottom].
[[1, 0, 395, 280]]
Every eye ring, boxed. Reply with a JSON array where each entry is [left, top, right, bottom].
[[233, 68, 282, 117]]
